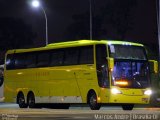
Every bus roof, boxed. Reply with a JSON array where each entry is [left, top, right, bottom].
[[6, 40, 144, 54], [47, 40, 143, 47]]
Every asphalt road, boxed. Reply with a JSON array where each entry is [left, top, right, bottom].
[[0, 103, 160, 120]]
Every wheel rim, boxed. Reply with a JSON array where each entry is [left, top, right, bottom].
[[28, 94, 35, 107], [29, 97, 33, 105], [19, 97, 24, 105], [90, 94, 97, 107]]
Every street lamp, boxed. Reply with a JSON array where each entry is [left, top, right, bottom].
[[32, 0, 40, 7], [31, 0, 48, 46]]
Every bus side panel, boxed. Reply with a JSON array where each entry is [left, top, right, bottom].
[[75, 64, 100, 103], [4, 71, 17, 103], [48, 66, 81, 103], [21, 66, 82, 103]]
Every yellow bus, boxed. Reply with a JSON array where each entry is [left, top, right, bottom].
[[4, 40, 153, 110]]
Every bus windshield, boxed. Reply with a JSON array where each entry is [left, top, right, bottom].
[[109, 45, 147, 60], [112, 61, 150, 88], [108, 45, 150, 88]]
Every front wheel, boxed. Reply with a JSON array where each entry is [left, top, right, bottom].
[[122, 104, 134, 110], [88, 92, 101, 110]]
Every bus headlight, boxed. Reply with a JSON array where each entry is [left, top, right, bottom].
[[111, 88, 122, 94], [144, 89, 152, 95]]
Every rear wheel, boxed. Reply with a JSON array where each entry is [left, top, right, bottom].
[[17, 93, 28, 108], [122, 104, 134, 110], [27, 92, 36, 108], [88, 91, 101, 110]]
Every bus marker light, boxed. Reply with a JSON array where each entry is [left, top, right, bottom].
[[109, 68, 113, 72], [98, 97, 101, 101], [115, 80, 128, 86]]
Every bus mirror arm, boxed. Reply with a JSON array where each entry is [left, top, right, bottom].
[[108, 57, 114, 71]]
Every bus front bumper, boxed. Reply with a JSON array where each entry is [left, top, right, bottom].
[[99, 87, 151, 104], [109, 94, 150, 104], [108, 88, 151, 104]]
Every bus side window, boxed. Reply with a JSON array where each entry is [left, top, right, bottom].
[[79, 46, 93, 64], [50, 50, 64, 66], [37, 51, 50, 67], [64, 48, 79, 65], [6, 54, 15, 70], [26, 53, 37, 68], [96, 44, 109, 88], [14, 53, 27, 69]]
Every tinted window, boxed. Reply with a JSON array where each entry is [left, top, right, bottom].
[[6, 54, 15, 70], [14, 53, 27, 69], [96, 45, 109, 88], [26, 53, 37, 68], [64, 48, 79, 65], [96, 44, 107, 64], [109, 45, 147, 60], [79, 46, 93, 64], [50, 50, 64, 66], [37, 51, 50, 67]]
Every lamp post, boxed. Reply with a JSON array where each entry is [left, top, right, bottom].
[[158, 0, 160, 62], [31, 0, 48, 46], [89, 0, 93, 40]]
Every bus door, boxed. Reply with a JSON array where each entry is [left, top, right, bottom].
[[96, 45, 110, 101]]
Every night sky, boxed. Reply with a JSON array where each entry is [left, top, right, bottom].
[[0, 0, 158, 49]]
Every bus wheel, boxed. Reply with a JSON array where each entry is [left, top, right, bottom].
[[122, 104, 134, 110], [27, 92, 35, 108], [17, 93, 28, 108], [88, 91, 101, 110]]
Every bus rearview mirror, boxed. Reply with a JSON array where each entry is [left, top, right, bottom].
[[149, 60, 158, 74]]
